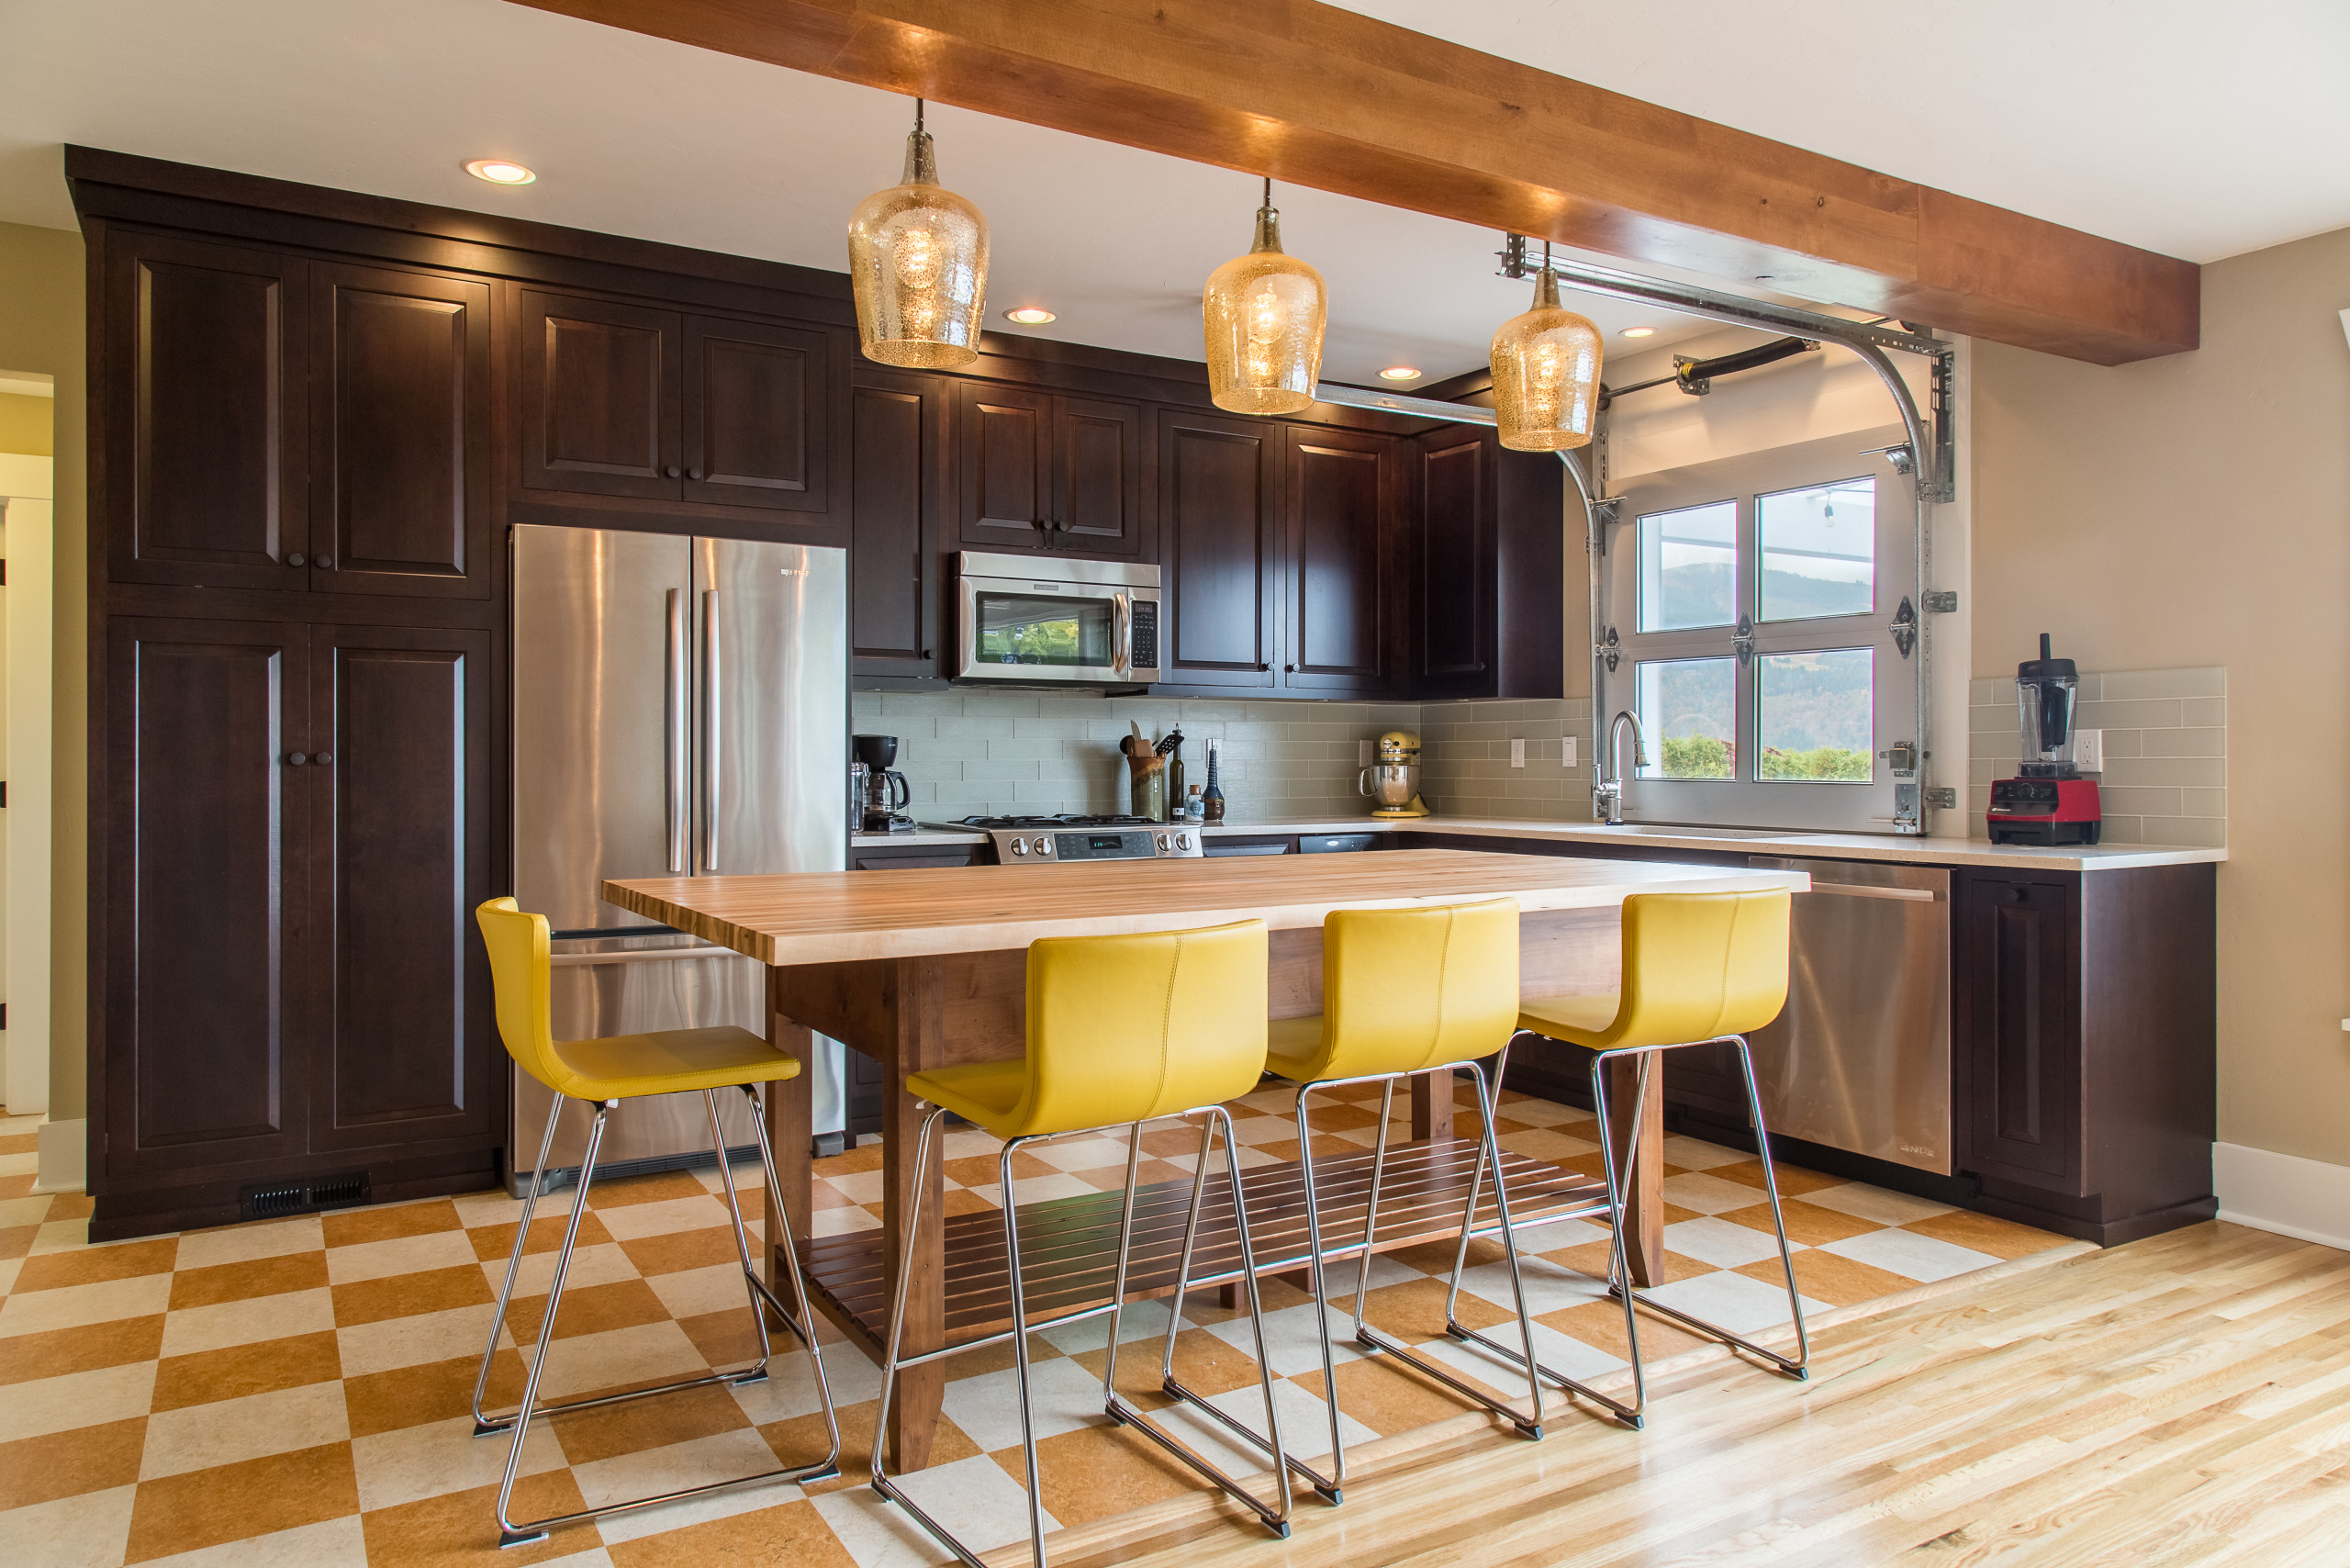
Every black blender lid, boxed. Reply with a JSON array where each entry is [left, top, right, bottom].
[[2018, 633, 2076, 680]]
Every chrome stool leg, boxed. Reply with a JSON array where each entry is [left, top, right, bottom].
[[1107, 1109, 1295, 1534], [739, 1083, 843, 1469], [1595, 1038, 1809, 1380], [472, 1088, 567, 1438]]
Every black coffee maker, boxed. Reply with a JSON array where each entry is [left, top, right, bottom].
[[852, 734, 913, 833]]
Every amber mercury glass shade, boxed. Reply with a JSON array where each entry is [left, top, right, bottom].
[[1490, 266, 1604, 451], [846, 115, 989, 369], [1202, 193, 1326, 415]]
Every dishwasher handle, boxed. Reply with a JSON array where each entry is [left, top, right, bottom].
[[1800, 882, 1941, 902]]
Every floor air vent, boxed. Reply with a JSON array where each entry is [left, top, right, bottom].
[[240, 1172, 372, 1221]]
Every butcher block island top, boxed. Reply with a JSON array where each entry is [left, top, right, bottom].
[[603, 848, 1809, 965]]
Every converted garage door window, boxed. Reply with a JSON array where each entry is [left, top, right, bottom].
[[1599, 424, 1917, 834]]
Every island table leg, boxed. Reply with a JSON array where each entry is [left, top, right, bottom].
[[882, 958, 947, 1473], [1605, 1055, 1666, 1287], [763, 980, 816, 1330], [1410, 1068, 1455, 1142]]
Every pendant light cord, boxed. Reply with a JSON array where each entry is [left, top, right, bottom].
[[915, 96, 924, 134], [1263, 175, 1272, 209]]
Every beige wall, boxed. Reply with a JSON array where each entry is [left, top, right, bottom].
[[0, 392, 51, 456], [1972, 223, 2350, 1168], [0, 221, 85, 1122]]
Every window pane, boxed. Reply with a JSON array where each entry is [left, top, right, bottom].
[[1758, 649, 1874, 782], [1758, 477, 1874, 622], [1637, 499, 1737, 632], [1635, 657, 1736, 778]]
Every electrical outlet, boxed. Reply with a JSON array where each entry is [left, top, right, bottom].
[[1562, 736, 1576, 768], [2075, 728, 2104, 773], [1359, 739, 1372, 767], [1510, 738, 1526, 768]]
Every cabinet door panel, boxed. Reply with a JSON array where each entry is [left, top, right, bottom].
[[106, 619, 308, 1177], [956, 383, 1051, 551], [309, 626, 494, 1153], [684, 315, 829, 511], [850, 371, 946, 678], [1158, 410, 1276, 688], [1418, 431, 1491, 689], [520, 290, 681, 498], [1957, 873, 2084, 1191], [1285, 427, 1387, 691], [104, 232, 307, 589], [1054, 396, 1145, 555], [311, 263, 492, 598]]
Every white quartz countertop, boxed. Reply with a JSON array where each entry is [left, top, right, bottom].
[[856, 815, 2224, 872]]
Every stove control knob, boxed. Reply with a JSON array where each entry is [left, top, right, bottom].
[[1009, 839, 1027, 857], [1033, 837, 1052, 855], [1157, 833, 1171, 852], [1175, 833, 1192, 851]]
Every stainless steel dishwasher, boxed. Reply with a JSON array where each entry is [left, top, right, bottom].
[[1745, 857, 1952, 1173]]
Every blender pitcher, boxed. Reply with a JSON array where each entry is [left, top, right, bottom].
[[2017, 633, 2078, 776]]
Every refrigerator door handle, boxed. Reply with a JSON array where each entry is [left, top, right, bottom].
[[666, 588, 688, 873], [701, 588, 721, 871]]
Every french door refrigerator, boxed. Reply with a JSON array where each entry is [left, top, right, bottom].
[[509, 524, 847, 1193]]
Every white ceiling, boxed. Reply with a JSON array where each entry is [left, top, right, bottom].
[[1326, 0, 2350, 266], [2, 1, 2338, 386]]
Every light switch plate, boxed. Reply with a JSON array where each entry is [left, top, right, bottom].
[[1510, 738, 1526, 768], [1562, 736, 1576, 768], [2075, 728, 2104, 772], [1359, 739, 1372, 767]]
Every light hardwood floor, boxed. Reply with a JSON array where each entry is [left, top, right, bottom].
[[1049, 1222, 2350, 1566]]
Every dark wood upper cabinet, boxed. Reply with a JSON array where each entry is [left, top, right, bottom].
[[683, 315, 831, 511], [957, 384, 1146, 556], [1283, 425, 1395, 695], [308, 624, 494, 1155], [1416, 430, 1492, 694], [520, 289, 682, 499], [105, 618, 311, 1178], [1157, 409, 1277, 689], [309, 262, 492, 598], [1412, 427, 1564, 700], [103, 231, 308, 590], [1053, 396, 1145, 554], [850, 369, 947, 680]]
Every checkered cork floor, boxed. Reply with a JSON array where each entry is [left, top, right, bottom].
[[0, 1089, 2076, 1567]]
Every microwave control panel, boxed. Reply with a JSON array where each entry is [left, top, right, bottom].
[[1129, 600, 1159, 672]]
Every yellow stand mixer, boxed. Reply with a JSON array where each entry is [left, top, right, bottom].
[[1358, 729, 1431, 819]]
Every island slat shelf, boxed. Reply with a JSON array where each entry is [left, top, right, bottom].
[[790, 1137, 1611, 1350]]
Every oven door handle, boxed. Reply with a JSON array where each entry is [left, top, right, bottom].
[[1112, 591, 1131, 678]]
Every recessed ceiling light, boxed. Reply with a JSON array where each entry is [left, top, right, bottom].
[[1377, 365, 1423, 381], [464, 159, 537, 186], [1620, 326, 1656, 339], [1003, 307, 1057, 325]]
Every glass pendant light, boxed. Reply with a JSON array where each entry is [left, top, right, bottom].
[[1490, 242, 1604, 451], [1203, 178, 1326, 415], [846, 99, 989, 368]]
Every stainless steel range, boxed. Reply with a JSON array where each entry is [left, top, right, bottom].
[[933, 813, 1205, 862]]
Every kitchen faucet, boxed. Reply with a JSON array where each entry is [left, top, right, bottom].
[[1594, 709, 1649, 825]]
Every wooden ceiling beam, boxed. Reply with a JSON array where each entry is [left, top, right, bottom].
[[509, 0, 2199, 364]]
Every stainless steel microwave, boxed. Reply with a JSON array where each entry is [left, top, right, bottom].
[[954, 551, 1161, 686]]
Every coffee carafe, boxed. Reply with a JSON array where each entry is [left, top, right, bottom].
[[853, 734, 913, 833]]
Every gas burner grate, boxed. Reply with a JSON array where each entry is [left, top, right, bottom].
[[955, 813, 1156, 830]]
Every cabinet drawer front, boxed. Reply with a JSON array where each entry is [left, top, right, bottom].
[[106, 232, 308, 590], [309, 626, 495, 1153], [106, 619, 310, 1175], [520, 290, 681, 498], [312, 263, 493, 597], [685, 315, 830, 510]]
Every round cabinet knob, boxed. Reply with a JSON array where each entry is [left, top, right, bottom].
[[314, 751, 332, 765], [687, 467, 704, 481], [664, 465, 681, 478], [921, 649, 934, 660], [1285, 663, 1297, 673], [1175, 833, 1192, 851], [286, 553, 306, 567], [286, 752, 308, 767], [316, 554, 334, 570], [1009, 839, 1027, 857]]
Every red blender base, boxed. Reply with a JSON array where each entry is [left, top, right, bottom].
[[1986, 777, 2101, 846]]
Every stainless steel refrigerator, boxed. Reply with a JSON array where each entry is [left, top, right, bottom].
[[509, 524, 847, 1193]]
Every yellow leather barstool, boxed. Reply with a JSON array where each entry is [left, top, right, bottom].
[[470, 899, 839, 1549], [871, 919, 1294, 1568], [1262, 899, 1628, 1502], [1515, 888, 1806, 1425]]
